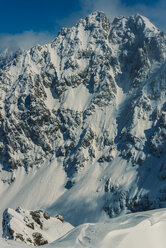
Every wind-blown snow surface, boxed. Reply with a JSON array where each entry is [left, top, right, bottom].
[[0, 10, 166, 245], [1, 209, 166, 248], [49, 209, 166, 248]]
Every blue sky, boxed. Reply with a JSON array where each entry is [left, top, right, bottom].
[[0, 0, 81, 33], [0, 0, 165, 52]]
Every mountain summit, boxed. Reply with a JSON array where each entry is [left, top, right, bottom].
[[0, 11, 166, 227]]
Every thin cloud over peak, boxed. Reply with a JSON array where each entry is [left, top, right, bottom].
[[0, 0, 165, 53], [79, 0, 166, 32], [0, 31, 54, 53]]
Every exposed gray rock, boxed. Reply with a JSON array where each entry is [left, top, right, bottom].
[[0, 11, 166, 219], [2, 207, 73, 246]]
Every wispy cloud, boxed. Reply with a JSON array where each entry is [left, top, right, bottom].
[[0, 31, 54, 53], [79, 0, 128, 19], [0, 0, 165, 54], [78, 0, 166, 32], [55, 0, 127, 29]]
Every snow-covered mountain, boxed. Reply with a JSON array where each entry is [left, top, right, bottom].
[[0, 11, 166, 243]]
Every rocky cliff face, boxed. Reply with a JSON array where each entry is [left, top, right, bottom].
[[0, 11, 166, 219], [2, 207, 73, 246]]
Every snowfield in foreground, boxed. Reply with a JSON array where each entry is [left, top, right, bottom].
[[1, 208, 166, 248]]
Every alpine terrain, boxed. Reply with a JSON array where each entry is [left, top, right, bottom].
[[0, 11, 166, 247]]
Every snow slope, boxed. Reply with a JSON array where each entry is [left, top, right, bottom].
[[2, 207, 73, 246], [0, 238, 32, 248], [1, 208, 166, 248], [0, 11, 166, 242], [41, 208, 166, 248], [0, 160, 67, 234]]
